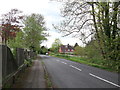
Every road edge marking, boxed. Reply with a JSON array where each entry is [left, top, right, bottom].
[[69, 65, 82, 71], [89, 73, 120, 88]]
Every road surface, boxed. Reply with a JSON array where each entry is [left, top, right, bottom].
[[41, 55, 119, 88]]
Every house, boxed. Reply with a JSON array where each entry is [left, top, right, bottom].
[[59, 44, 74, 53]]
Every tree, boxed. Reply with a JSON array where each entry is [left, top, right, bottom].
[[0, 9, 23, 44], [74, 43, 79, 48], [53, 1, 93, 44], [40, 46, 48, 54], [8, 30, 25, 49], [85, 40, 102, 59], [74, 46, 85, 57], [90, 2, 120, 68], [23, 14, 47, 52], [53, 1, 120, 70], [51, 38, 62, 53]]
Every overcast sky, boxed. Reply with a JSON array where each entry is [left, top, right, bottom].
[[0, 0, 84, 48]]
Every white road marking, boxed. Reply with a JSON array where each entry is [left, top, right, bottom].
[[56, 60, 60, 61], [61, 62, 67, 64], [89, 73, 120, 88], [69, 65, 82, 71]]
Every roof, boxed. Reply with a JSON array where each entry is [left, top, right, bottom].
[[60, 44, 74, 52]]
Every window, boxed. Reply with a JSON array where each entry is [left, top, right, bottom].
[[65, 45, 67, 48]]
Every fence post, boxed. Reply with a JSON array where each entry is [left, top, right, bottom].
[[2, 45, 7, 80], [0, 45, 2, 89], [16, 48, 25, 67]]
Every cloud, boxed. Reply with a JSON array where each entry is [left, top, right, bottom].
[[41, 30, 62, 46], [41, 30, 84, 48], [0, 0, 84, 48]]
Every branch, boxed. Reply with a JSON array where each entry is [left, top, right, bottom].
[[62, 19, 93, 37]]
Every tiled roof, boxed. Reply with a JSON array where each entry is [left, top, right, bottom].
[[60, 44, 74, 53]]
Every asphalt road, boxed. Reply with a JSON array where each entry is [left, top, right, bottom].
[[41, 55, 119, 88]]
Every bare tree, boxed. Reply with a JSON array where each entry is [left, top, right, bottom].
[[53, 1, 95, 45]]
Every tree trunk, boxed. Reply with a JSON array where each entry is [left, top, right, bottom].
[[91, 3, 106, 59]]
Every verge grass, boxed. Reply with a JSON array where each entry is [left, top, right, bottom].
[[51, 54, 118, 73]]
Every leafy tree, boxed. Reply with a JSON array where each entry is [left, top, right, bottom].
[[90, 2, 120, 68], [85, 40, 102, 59], [7, 30, 25, 56], [51, 38, 62, 53], [74, 46, 85, 57], [23, 14, 47, 52], [54, 1, 120, 70], [40, 46, 48, 54], [8, 31, 25, 48], [0, 9, 23, 44]]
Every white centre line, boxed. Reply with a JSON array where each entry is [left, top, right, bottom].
[[70, 65, 82, 71], [89, 73, 120, 88], [56, 60, 60, 61], [61, 62, 67, 64]]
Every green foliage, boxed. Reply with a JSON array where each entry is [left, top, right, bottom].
[[8, 31, 25, 49], [49, 52, 55, 56], [93, 2, 120, 69], [85, 40, 102, 59], [56, 54, 70, 58], [54, 54, 118, 72], [7, 13, 48, 53], [74, 46, 85, 57], [24, 59, 32, 67], [41, 61, 52, 88], [7, 31, 25, 57], [40, 46, 48, 54], [51, 38, 62, 53], [23, 14, 47, 51], [55, 1, 120, 72]]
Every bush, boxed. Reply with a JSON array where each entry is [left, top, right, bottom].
[[24, 59, 32, 67], [74, 46, 85, 57]]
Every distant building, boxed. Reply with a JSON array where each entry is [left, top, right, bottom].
[[59, 44, 74, 53]]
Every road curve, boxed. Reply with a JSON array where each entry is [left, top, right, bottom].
[[41, 55, 119, 88]]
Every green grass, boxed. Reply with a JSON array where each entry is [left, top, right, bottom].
[[51, 54, 118, 72], [41, 61, 52, 88]]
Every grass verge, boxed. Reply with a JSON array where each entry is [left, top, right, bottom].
[[51, 54, 118, 73], [41, 61, 52, 88]]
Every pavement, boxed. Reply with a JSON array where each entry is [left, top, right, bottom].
[[41, 55, 119, 88], [12, 56, 46, 88]]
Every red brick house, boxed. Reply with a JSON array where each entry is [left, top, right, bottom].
[[59, 44, 74, 53]]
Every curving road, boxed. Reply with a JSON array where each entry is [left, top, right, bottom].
[[41, 55, 119, 88]]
